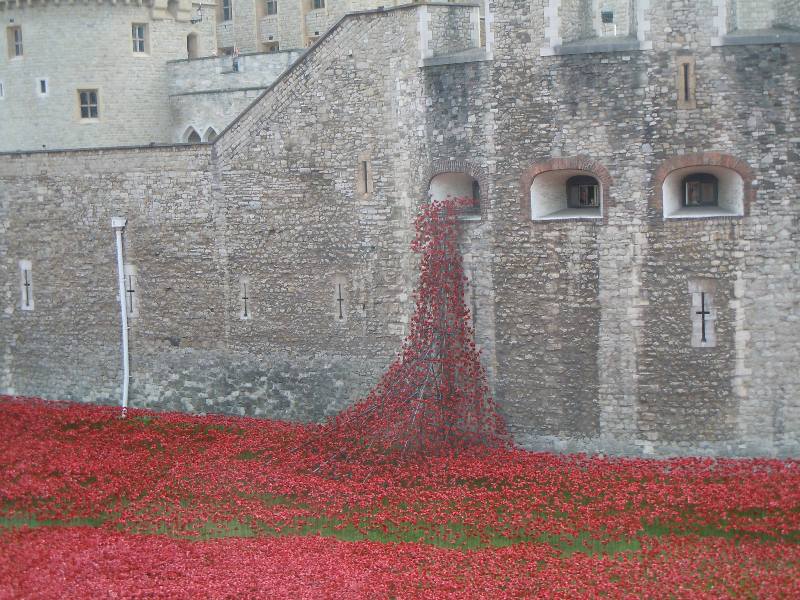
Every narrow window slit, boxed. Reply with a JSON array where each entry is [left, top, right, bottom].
[[19, 260, 34, 311], [683, 63, 690, 102]]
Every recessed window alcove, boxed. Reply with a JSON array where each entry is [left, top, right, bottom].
[[652, 153, 754, 221], [661, 166, 744, 219], [184, 127, 201, 143], [204, 127, 218, 142], [428, 172, 481, 219], [530, 170, 603, 220]]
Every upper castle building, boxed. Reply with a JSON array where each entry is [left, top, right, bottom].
[[1, 0, 798, 457], [0, 0, 430, 151]]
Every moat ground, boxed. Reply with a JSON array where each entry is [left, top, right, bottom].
[[1, 397, 798, 598]]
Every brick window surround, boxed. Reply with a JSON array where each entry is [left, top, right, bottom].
[[651, 152, 755, 220], [520, 156, 613, 221], [422, 159, 489, 221]]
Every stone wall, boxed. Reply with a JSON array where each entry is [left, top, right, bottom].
[[489, 0, 799, 455], [735, 0, 775, 31], [0, 145, 219, 409], [0, 1, 216, 152], [216, 0, 260, 52], [169, 50, 302, 94], [1, 5, 437, 423], [213, 6, 432, 419], [424, 4, 481, 56], [1, 2, 798, 457], [559, 0, 594, 43], [775, 0, 800, 30], [167, 50, 303, 139]]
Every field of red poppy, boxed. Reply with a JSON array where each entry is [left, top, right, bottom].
[[1, 396, 799, 598]]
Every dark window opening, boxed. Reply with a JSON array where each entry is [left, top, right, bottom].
[[460, 179, 481, 217], [78, 90, 99, 119], [266, 0, 278, 15], [683, 63, 690, 102], [8, 26, 23, 57], [222, 0, 233, 21], [187, 34, 198, 59], [132, 23, 147, 53], [683, 173, 718, 207], [566, 176, 600, 208]]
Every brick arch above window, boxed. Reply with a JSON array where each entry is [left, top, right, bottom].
[[520, 156, 613, 221], [422, 159, 490, 220], [651, 152, 755, 220]]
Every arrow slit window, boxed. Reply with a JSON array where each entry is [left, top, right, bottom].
[[19, 260, 34, 311]]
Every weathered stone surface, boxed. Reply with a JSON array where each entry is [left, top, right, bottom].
[[1, 2, 798, 457]]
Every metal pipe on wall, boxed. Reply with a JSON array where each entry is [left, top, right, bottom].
[[111, 216, 129, 418]]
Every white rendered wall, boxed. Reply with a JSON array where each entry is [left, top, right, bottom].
[[0, 2, 216, 152]]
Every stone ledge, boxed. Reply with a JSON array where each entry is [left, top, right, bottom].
[[422, 47, 488, 67], [711, 29, 800, 47], [540, 37, 651, 57]]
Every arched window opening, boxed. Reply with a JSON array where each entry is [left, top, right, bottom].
[[683, 173, 718, 207], [184, 127, 201, 143], [187, 33, 198, 59], [428, 172, 481, 219], [204, 127, 218, 142], [530, 170, 602, 220], [661, 166, 743, 219]]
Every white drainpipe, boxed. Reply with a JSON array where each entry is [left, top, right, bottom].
[[111, 217, 129, 418]]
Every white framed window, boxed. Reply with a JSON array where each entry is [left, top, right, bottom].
[[132, 23, 148, 53], [222, 0, 233, 21], [313, 0, 325, 9], [266, 0, 278, 15], [36, 78, 48, 97], [19, 260, 34, 311], [7, 26, 23, 58], [78, 89, 99, 119]]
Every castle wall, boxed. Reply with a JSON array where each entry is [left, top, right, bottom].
[[0, 2, 797, 456], [167, 50, 303, 139], [489, 0, 799, 455], [0, 5, 439, 422], [0, 146, 221, 410], [211, 5, 434, 419]]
